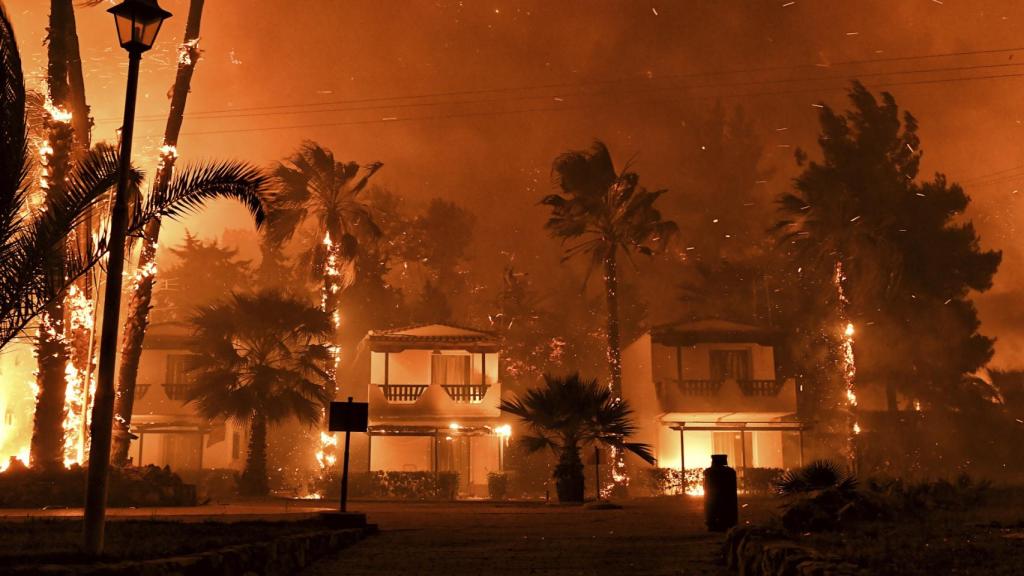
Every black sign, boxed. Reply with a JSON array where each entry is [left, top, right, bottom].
[[328, 399, 369, 432]]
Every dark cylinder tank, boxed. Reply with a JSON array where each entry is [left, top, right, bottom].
[[703, 453, 738, 532]]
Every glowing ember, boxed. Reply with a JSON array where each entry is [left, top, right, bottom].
[[685, 485, 705, 497]]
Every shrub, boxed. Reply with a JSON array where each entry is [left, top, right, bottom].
[[487, 472, 509, 500], [640, 467, 703, 495], [741, 467, 784, 495], [0, 461, 196, 508], [316, 470, 460, 500], [777, 460, 857, 496]]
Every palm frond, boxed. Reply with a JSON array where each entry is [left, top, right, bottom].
[[141, 160, 267, 228]]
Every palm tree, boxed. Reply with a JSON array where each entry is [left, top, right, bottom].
[[542, 141, 676, 399], [185, 291, 332, 496], [266, 142, 382, 399], [499, 373, 654, 502], [112, 0, 207, 467]]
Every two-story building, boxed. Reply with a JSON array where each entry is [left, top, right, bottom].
[[341, 323, 505, 497], [124, 321, 247, 475], [622, 319, 803, 479]]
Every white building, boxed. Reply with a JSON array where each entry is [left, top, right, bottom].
[[125, 321, 247, 474], [341, 323, 506, 497], [622, 319, 803, 475]]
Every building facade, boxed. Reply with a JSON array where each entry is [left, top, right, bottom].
[[125, 321, 247, 474], [622, 319, 803, 479], [341, 323, 506, 497]]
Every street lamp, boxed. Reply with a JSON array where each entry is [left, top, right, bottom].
[[83, 0, 171, 556]]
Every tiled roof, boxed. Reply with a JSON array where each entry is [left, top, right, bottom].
[[650, 318, 779, 345], [367, 323, 498, 347]]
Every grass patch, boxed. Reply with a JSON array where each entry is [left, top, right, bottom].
[[0, 518, 334, 567]]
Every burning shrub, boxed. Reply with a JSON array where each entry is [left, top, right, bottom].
[[0, 463, 196, 508], [640, 467, 702, 495], [316, 470, 460, 500]]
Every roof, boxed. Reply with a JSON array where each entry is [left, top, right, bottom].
[[649, 319, 779, 346], [366, 323, 499, 351]]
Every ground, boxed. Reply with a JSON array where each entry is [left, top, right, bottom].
[[305, 497, 771, 576]]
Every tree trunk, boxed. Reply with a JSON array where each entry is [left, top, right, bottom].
[[322, 236, 343, 401], [239, 415, 268, 496], [554, 444, 585, 502], [602, 249, 629, 495], [111, 0, 205, 467], [31, 306, 69, 469], [61, 1, 96, 464], [602, 249, 623, 397], [29, 1, 74, 468]]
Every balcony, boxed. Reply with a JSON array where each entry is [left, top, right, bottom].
[[676, 380, 723, 396], [442, 384, 490, 404], [655, 377, 798, 415], [378, 384, 429, 403], [738, 379, 785, 396]]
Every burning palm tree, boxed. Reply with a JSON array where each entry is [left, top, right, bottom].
[[541, 140, 675, 490], [111, 0, 207, 467], [266, 142, 382, 398]]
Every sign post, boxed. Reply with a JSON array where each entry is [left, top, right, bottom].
[[328, 397, 368, 513]]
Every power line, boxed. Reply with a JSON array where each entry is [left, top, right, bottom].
[[96, 59, 1024, 127], [94, 45, 1024, 124], [176, 68, 1024, 138]]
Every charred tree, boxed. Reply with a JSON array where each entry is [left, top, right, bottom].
[[29, 0, 75, 470], [111, 0, 205, 467]]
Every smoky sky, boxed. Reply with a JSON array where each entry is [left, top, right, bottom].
[[8, 0, 1024, 367]]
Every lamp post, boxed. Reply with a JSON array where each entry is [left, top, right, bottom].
[[83, 0, 171, 555]]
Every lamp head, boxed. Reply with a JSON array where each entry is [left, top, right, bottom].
[[108, 0, 172, 53]]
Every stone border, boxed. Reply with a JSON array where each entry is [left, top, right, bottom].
[[722, 525, 863, 576], [8, 526, 374, 575]]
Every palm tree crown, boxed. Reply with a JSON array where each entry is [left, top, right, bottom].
[[186, 291, 332, 495], [500, 373, 654, 463], [186, 291, 332, 425], [542, 140, 676, 276], [500, 373, 653, 502], [267, 141, 382, 283]]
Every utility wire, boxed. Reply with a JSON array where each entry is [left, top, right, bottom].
[[174, 68, 1024, 138], [94, 45, 1024, 124]]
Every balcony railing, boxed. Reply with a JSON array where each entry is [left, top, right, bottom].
[[676, 379, 723, 396], [738, 379, 784, 396], [163, 383, 192, 401], [379, 384, 429, 403], [442, 384, 490, 403]]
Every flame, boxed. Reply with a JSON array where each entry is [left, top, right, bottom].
[[834, 261, 860, 451], [316, 233, 343, 474], [43, 99, 72, 124], [61, 285, 96, 468], [685, 485, 705, 497]]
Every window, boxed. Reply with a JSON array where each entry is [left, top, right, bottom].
[[164, 354, 198, 401], [232, 431, 241, 460], [4, 411, 12, 426], [709, 350, 752, 381], [431, 354, 471, 386]]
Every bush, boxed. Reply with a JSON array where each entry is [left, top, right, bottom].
[[316, 470, 460, 500], [640, 467, 702, 495], [0, 461, 196, 508], [487, 472, 509, 500], [741, 467, 784, 495]]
